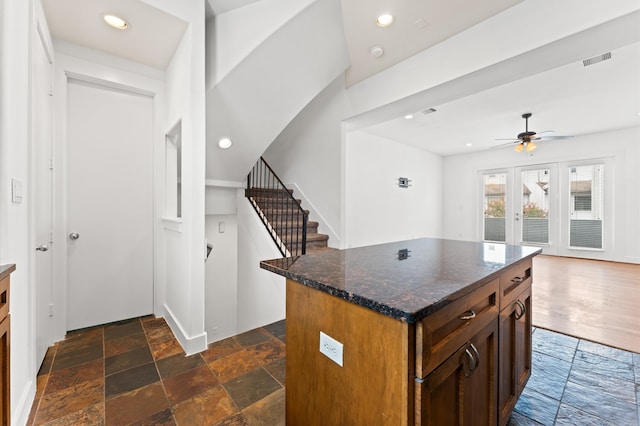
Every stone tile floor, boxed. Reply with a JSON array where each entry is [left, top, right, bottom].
[[27, 317, 638, 425], [28, 316, 286, 425], [510, 327, 640, 425]]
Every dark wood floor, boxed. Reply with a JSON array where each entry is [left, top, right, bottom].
[[533, 255, 640, 353]]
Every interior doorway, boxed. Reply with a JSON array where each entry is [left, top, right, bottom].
[[65, 78, 154, 331], [32, 21, 54, 367]]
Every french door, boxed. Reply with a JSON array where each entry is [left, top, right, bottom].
[[482, 161, 609, 258], [482, 165, 559, 255]]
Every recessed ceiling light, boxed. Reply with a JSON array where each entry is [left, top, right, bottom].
[[404, 114, 414, 120], [466, 143, 473, 147], [104, 14, 128, 30], [376, 14, 394, 27], [218, 138, 232, 149]]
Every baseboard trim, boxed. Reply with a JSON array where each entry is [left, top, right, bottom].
[[13, 378, 36, 426], [162, 304, 208, 355]]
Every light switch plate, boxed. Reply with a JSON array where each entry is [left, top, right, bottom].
[[11, 178, 23, 204], [319, 331, 343, 367]]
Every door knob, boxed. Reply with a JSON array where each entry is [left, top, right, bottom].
[[36, 244, 49, 252], [69, 233, 80, 240]]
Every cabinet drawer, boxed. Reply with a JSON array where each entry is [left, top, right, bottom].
[[499, 259, 532, 310], [416, 279, 498, 378], [0, 276, 9, 321]]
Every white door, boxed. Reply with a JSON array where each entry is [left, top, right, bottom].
[[482, 165, 558, 255], [514, 165, 558, 255], [33, 28, 53, 365], [66, 79, 154, 331]]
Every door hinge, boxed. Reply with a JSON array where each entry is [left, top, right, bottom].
[[49, 83, 53, 97], [49, 303, 54, 317], [49, 158, 54, 170]]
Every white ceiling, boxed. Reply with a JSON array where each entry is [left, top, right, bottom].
[[340, 0, 523, 87], [41, 0, 640, 158], [362, 41, 640, 157], [42, 0, 187, 69]]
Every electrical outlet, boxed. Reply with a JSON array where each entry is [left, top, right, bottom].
[[319, 331, 343, 367]]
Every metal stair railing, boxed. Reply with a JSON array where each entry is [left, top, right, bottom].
[[246, 157, 308, 257]]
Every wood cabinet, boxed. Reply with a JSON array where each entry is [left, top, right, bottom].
[[286, 279, 414, 426], [416, 279, 499, 425], [498, 274, 532, 425], [0, 265, 14, 426], [283, 255, 535, 425], [417, 317, 498, 425]]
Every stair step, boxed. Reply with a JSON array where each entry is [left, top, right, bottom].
[[271, 221, 319, 233], [246, 188, 294, 198], [246, 183, 330, 256], [252, 196, 302, 204], [306, 246, 337, 254]]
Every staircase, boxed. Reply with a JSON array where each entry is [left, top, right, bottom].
[[246, 158, 331, 257]]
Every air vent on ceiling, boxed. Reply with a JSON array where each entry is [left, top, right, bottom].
[[582, 52, 612, 67], [422, 108, 437, 115]]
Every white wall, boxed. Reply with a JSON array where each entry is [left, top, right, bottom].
[[345, 131, 443, 248], [205, 214, 238, 341], [0, 0, 35, 422], [263, 1, 640, 254], [263, 76, 350, 247], [157, 0, 208, 355], [442, 127, 640, 263], [206, 0, 315, 88], [236, 193, 286, 333], [205, 0, 350, 183]]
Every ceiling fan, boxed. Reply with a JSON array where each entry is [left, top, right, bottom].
[[495, 113, 573, 153]]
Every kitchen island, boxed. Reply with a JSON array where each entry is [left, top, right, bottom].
[[261, 238, 541, 425]]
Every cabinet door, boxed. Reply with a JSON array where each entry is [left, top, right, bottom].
[[498, 283, 532, 426], [417, 317, 498, 426]]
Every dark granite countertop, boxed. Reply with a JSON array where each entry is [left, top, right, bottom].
[[0, 264, 16, 281], [261, 238, 541, 323]]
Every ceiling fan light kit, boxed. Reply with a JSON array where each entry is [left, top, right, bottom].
[[497, 112, 572, 153]]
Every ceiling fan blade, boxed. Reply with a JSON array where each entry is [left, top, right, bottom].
[[539, 135, 573, 140], [494, 138, 519, 141], [536, 130, 555, 135], [491, 141, 518, 149]]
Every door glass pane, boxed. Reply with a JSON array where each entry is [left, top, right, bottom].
[[483, 173, 506, 242], [569, 164, 603, 249], [521, 169, 550, 244]]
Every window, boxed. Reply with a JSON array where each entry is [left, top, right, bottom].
[[574, 195, 591, 211], [165, 120, 182, 218], [569, 164, 603, 249], [521, 169, 550, 244], [483, 173, 507, 242]]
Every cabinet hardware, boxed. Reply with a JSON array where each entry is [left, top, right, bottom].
[[36, 244, 49, 252], [459, 310, 476, 321], [511, 276, 523, 284], [515, 300, 526, 320], [470, 343, 480, 369], [463, 343, 480, 377], [464, 348, 476, 377]]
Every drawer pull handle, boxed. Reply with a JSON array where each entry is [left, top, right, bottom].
[[515, 300, 526, 320], [459, 310, 476, 321], [511, 276, 524, 284]]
